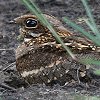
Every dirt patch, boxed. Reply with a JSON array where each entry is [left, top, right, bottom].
[[1, 0, 100, 100]]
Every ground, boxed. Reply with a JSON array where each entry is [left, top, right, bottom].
[[0, 0, 100, 100]]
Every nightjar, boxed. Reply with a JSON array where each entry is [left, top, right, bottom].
[[14, 14, 100, 85]]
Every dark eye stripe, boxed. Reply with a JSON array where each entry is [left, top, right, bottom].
[[25, 18, 38, 28]]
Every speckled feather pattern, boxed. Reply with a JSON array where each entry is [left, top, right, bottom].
[[15, 14, 100, 85]]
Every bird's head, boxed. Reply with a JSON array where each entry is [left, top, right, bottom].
[[13, 14, 72, 45], [13, 14, 48, 39]]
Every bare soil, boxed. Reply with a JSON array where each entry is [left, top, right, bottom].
[[1, 0, 100, 100]]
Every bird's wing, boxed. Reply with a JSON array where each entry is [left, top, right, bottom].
[[16, 43, 33, 59], [43, 14, 100, 51], [43, 14, 73, 37]]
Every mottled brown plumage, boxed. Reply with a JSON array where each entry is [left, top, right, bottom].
[[14, 14, 100, 85]]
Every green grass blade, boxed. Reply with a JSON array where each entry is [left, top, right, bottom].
[[20, 0, 76, 59], [80, 58, 100, 66], [94, 70, 100, 76], [83, 19, 97, 34], [81, 0, 100, 39], [63, 17, 100, 46]]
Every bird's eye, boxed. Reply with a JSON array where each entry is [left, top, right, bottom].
[[25, 19, 38, 28]]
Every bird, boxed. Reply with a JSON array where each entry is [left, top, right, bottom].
[[13, 14, 100, 86]]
